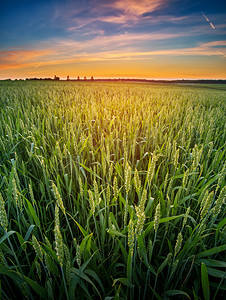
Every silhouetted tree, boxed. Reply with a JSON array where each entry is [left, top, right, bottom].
[[67, 75, 70, 81], [54, 75, 60, 80], [84, 76, 87, 80], [77, 76, 80, 81], [91, 76, 94, 81]]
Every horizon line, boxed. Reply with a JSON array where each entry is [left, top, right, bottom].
[[1, 76, 226, 81]]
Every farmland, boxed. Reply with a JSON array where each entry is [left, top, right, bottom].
[[0, 80, 225, 299]]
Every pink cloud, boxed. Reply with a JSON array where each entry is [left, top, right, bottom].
[[0, 50, 53, 64], [1, 34, 225, 72], [84, 0, 166, 25], [112, 0, 164, 15]]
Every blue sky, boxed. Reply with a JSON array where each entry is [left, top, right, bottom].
[[0, 0, 226, 79]]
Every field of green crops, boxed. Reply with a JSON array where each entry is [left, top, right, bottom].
[[0, 80, 225, 300]]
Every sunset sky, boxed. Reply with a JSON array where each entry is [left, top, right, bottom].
[[0, 0, 226, 79]]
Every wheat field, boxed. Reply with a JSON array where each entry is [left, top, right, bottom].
[[0, 80, 225, 299]]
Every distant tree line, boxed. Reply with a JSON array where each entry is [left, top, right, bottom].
[[23, 75, 95, 81], [2, 78, 226, 84]]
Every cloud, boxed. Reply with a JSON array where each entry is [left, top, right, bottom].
[[106, 0, 164, 16], [39, 31, 187, 57], [0, 50, 54, 70], [201, 40, 226, 47], [0, 50, 53, 63], [1, 37, 225, 72], [50, 1, 225, 39], [56, 0, 167, 29], [102, 0, 164, 24]]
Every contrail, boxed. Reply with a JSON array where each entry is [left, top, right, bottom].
[[202, 12, 215, 29], [202, 12, 209, 22]]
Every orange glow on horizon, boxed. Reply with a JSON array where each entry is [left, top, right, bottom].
[[1, 56, 225, 80]]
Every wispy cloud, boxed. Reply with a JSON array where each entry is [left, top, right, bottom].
[[0, 50, 55, 69], [1, 38, 225, 72], [55, 0, 167, 29], [0, 50, 53, 63], [105, 0, 165, 22], [39, 31, 188, 56], [112, 0, 163, 15], [49, 1, 225, 40], [90, 0, 165, 20]]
